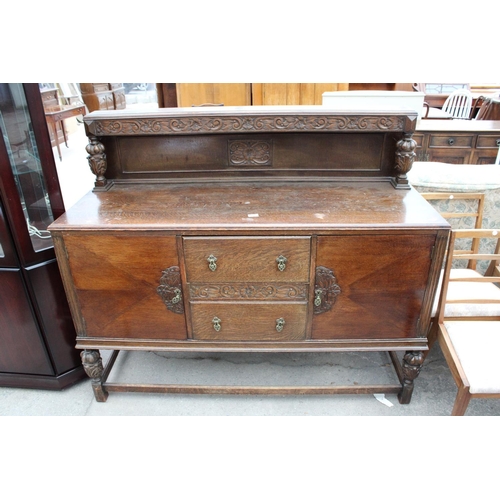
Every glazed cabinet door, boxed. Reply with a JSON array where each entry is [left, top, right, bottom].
[[312, 233, 437, 340], [57, 233, 187, 340]]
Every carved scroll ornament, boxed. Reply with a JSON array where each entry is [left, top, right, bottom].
[[157, 266, 184, 314], [87, 114, 407, 136], [190, 283, 308, 301], [314, 266, 342, 315]]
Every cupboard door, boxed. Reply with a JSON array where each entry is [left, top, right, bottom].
[[312, 234, 435, 339], [0, 269, 53, 375], [62, 234, 187, 340]]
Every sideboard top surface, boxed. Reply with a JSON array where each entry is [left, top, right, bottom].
[[50, 181, 448, 232]]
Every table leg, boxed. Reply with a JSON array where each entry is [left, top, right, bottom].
[[61, 119, 68, 148], [51, 121, 62, 161]]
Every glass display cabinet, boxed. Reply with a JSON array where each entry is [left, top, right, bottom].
[[0, 83, 85, 389]]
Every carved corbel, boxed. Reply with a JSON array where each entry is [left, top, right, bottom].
[[86, 135, 108, 190], [392, 133, 417, 189], [313, 266, 341, 314], [157, 266, 184, 314]]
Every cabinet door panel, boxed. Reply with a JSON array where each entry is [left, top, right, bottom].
[[0, 270, 53, 375], [312, 234, 435, 339], [63, 234, 187, 339]]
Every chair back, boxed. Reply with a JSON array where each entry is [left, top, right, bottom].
[[437, 229, 500, 324], [442, 89, 473, 119], [421, 192, 485, 270]]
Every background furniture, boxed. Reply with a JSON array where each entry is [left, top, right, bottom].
[[414, 120, 500, 164], [0, 83, 84, 389], [437, 228, 500, 415], [161, 83, 413, 107], [79, 83, 126, 112], [441, 89, 473, 119], [49, 106, 448, 404], [41, 87, 86, 160]]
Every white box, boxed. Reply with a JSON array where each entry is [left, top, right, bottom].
[[322, 91, 426, 119]]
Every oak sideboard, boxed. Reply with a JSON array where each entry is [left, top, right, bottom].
[[49, 106, 449, 403]]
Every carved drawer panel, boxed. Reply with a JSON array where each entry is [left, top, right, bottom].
[[183, 237, 311, 283], [429, 134, 474, 148], [190, 303, 307, 341]]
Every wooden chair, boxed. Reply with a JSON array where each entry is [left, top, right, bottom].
[[436, 229, 500, 415], [441, 89, 473, 119], [421, 193, 486, 349], [421, 192, 485, 270]]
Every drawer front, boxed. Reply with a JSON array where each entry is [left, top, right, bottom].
[[191, 303, 307, 341], [476, 134, 500, 149], [429, 134, 473, 148], [412, 133, 424, 148], [183, 237, 311, 283], [92, 83, 110, 92]]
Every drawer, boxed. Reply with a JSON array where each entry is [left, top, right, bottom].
[[476, 135, 500, 149], [429, 134, 474, 148], [190, 302, 307, 341], [92, 83, 111, 92], [183, 237, 311, 282]]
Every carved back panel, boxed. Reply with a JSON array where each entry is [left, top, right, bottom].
[[83, 107, 418, 189]]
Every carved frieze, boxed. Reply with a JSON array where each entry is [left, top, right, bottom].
[[189, 283, 308, 301], [314, 266, 342, 315], [228, 140, 272, 166], [86, 114, 407, 136], [157, 266, 184, 314]]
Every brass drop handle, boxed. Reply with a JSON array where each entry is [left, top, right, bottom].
[[314, 289, 322, 307], [171, 288, 182, 304], [212, 316, 221, 332], [276, 317, 285, 332], [207, 254, 217, 272], [276, 255, 287, 272]]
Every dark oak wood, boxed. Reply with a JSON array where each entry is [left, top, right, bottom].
[[49, 106, 450, 403]]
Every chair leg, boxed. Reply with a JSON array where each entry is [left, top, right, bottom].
[[451, 386, 471, 416], [424, 320, 439, 360]]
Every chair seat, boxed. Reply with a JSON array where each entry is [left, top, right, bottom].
[[432, 269, 500, 317], [444, 320, 500, 393]]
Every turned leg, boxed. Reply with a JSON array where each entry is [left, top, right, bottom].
[[398, 350, 424, 404], [81, 349, 108, 402]]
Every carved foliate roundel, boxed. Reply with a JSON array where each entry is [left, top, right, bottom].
[[314, 266, 341, 315]]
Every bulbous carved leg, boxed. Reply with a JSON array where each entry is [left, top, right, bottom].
[[398, 350, 424, 404], [81, 349, 108, 402]]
